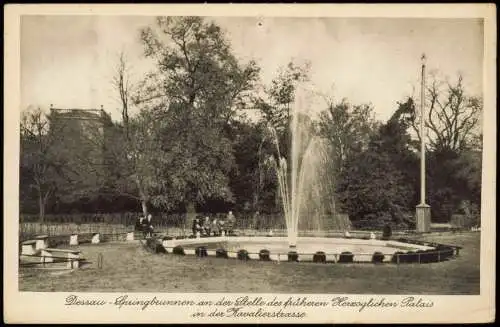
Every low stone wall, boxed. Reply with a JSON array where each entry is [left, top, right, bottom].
[[156, 235, 461, 264]]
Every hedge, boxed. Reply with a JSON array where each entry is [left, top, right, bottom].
[[173, 246, 185, 255], [338, 251, 354, 263], [216, 248, 228, 258], [372, 252, 385, 263], [195, 246, 208, 257], [237, 249, 249, 260], [259, 249, 271, 261], [287, 251, 299, 262], [313, 251, 326, 263]]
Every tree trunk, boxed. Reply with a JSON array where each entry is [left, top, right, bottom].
[[38, 193, 45, 223], [186, 201, 197, 233], [141, 198, 148, 217], [252, 191, 259, 213]]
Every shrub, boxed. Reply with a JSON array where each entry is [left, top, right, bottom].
[[372, 251, 385, 263], [195, 246, 208, 257], [313, 251, 326, 263], [237, 249, 249, 260], [287, 251, 299, 262], [382, 224, 392, 240], [215, 248, 228, 258], [145, 238, 166, 254], [173, 246, 185, 255], [155, 244, 166, 254], [146, 237, 157, 249], [259, 249, 271, 261], [338, 251, 354, 263]]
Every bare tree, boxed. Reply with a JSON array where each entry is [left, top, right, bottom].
[[109, 51, 168, 217], [412, 74, 482, 152], [112, 51, 132, 137], [20, 107, 58, 222]]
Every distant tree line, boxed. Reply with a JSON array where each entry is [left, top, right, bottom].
[[20, 16, 482, 229]]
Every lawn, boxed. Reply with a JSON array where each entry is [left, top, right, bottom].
[[19, 232, 480, 294]]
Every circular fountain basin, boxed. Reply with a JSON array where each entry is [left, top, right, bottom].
[[162, 236, 437, 263]]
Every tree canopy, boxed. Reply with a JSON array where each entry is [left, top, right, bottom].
[[19, 17, 483, 230]]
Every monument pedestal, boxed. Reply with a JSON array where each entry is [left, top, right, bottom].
[[416, 204, 431, 233]]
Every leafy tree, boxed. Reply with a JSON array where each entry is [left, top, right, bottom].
[[104, 109, 168, 216], [248, 62, 310, 215], [452, 149, 482, 205], [336, 99, 418, 229], [254, 61, 310, 132], [318, 99, 379, 178], [226, 119, 265, 213], [426, 147, 482, 222], [135, 16, 260, 211]]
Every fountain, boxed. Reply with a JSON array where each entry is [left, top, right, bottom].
[[160, 87, 457, 264], [265, 87, 341, 249]]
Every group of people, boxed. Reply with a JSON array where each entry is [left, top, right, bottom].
[[134, 211, 236, 238], [192, 211, 235, 237]]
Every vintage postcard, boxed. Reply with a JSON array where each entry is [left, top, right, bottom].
[[4, 3, 496, 324]]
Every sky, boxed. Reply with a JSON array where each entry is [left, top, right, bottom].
[[20, 16, 484, 123]]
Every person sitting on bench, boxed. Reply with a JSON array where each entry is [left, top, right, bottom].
[[218, 218, 226, 235], [202, 216, 211, 236], [226, 211, 235, 235], [212, 217, 220, 236], [192, 216, 202, 236]]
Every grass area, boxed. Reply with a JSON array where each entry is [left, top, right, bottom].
[[19, 232, 480, 294]]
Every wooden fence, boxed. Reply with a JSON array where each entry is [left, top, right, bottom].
[[20, 212, 352, 235]]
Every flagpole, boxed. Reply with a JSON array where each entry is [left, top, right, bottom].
[[416, 53, 431, 233], [420, 54, 426, 205]]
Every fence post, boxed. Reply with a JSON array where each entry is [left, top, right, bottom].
[[97, 253, 103, 269]]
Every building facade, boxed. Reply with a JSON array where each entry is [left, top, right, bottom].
[[48, 106, 115, 197]]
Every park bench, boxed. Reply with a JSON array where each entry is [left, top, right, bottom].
[[69, 233, 79, 246], [35, 235, 49, 250], [91, 233, 100, 244], [21, 240, 37, 255], [127, 230, 163, 241], [126, 231, 135, 241], [40, 248, 82, 269]]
